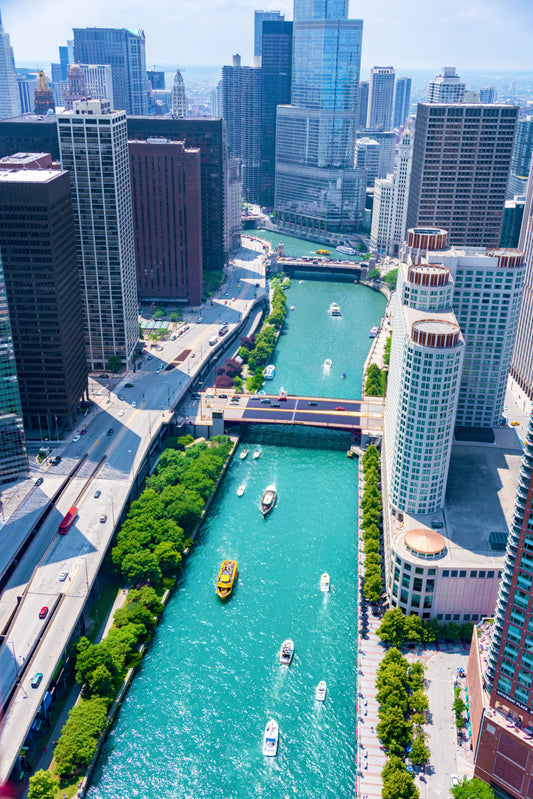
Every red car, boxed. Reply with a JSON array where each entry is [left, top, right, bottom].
[[39, 606, 49, 619], [335, 406, 345, 412]]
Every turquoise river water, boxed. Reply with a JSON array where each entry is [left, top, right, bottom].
[[87, 259, 386, 799]]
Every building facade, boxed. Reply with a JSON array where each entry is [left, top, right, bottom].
[[510, 154, 533, 401], [260, 19, 292, 208], [80, 64, 114, 107], [366, 66, 395, 131], [129, 138, 203, 305], [0, 115, 61, 160], [73, 27, 148, 115], [127, 116, 228, 267], [58, 100, 138, 371], [274, 0, 365, 236], [357, 81, 369, 130], [254, 10, 284, 56], [63, 64, 91, 110], [171, 71, 187, 118], [508, 116, 533, 200], [0, 168, 87, 433], [467, 414, 533, 799], [406, 103, 519, 248], [428, 67, 465, 103], [371, 125, 413, 255], [0, 250, 27, 484], [0, 12, 21, 120], [393, 77, 411, 129], [500, 198, 525, 248]]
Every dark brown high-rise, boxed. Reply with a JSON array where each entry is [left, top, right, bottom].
[[0, 166, 87, 436], [129, 138, 203, 304], [406, 103, 518, 247]]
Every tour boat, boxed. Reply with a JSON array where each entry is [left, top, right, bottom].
[[336, 244, 356, 255], [320, 572, 330, 592], [261, 485, 276, 516], [262, 719, 279, 756], [237, 484, 246, 497], [324, 358, 332, 368], [369, 327, 379, 338], [279, 638, 294, 665], [329, 302, 342, 317], [240, 448, 249, 460], [216, 560, 238, 600], [253, 446, 262, 460], [315, 680, 327, 702], [264, 364, 275, 380], [316, 249, 330, 255]]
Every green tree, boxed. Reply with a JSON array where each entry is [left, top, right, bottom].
[[367, 268, 380, 280], [363, 567, 382, 602], [451, 777, 496, 799], [410, 733, 430, 766], [383, 334, 392, 366], [28, 769, 60, 799], [376, 705, 412, 750], [54, 697, 108, 776], [106, 354, 122, 373], [377, 609, 407, 647], [383, 268, 398, 289], [404, 613, 425, 642], [121, 550, 163, 585], [169, 311, 181, 322], [87, 664, 115, 698], [382, 768, 419, 799]]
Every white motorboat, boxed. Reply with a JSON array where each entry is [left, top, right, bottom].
[[290, 305, 295, 310], [240, 448, 249, 460], [253, 446, 262, 459], [320, 572, 330, 592], [280, 638, 294, 665], [262, 719, 279, 756], [369, 327, 380, 338], [264, 364, 275, 380], [261, 485, 276, 516], [336, 245, 356, 256], [329, 302, 342, 317], [324, 359, 332, 368], [237, 484, 245, 497], [315, 680, 327, 702]]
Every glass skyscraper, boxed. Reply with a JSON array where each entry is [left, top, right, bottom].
[[0, 251, 27, 485], [274, 0, 365, 235]]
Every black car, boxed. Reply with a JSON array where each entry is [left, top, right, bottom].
[[35, 477, 44, 487], [100, 374, 109, 379], [191, 393, 201, 400], [124, 383, 134, 388], [50, 456, 61, 466], [107, 428, 114, 436], [308, 401, 318, 406], [218, 393, 228, 398]]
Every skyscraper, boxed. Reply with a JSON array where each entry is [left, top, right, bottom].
[[406, 103, 518, 248], [0, 165, 87, 434], [260, 19, 292, 208], [371, 125, 414, 255], [510, 154, 533, 401], [393, 76, 411, 128], [466, 414, 533, 798], [171, 70, 187, 117], [367, 66, 395, 131], [0, 12, 21, 120], [80, 64, 114, 106], [222, 55, 262, 203], [129, 138, 203, 305], [428, 67, 465, 103], [254, 10, 284, 56], [508, 116, 533, 199], [0, 251, 27, 484], [33, 71, 55, 114], [275, 0, 365, 236], [58, 100, 138, 371], [63, 64, 91, 110], [357, 81, 369, 130], [73, 28, 148, 115]]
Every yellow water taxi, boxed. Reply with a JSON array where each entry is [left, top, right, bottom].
[[216, 560, 238, 600], [316, 249, 330, 255]]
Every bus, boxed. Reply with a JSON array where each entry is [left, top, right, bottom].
[[58, 506, 78, 535]]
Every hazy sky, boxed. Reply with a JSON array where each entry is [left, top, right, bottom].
[[1, 0, 532, 72]]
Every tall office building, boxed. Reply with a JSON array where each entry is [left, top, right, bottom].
[[508, 116, 533, 199], [510, 155, 533, 401], [371, 125, 414, 255], [222, 55, 262, 203], [127, 116, 228, 268], [275, 0, 365, 236], [0, 12, 21, 120], [129, 138, 203, 305], [73, 28, 148, 115], [367, 66, 395, 131], [500, 198, 525, 248], [63, 64, 91, 110], [226, 157, 242, 251], [393, 77, 411, 128], [0, 115, 61, 160], [171, 70, 187, 118], [406, 103, 518, 248], [428, 67, 465, 103], [146, 70, 165, 91], [357, 81, 369, 129], [355, 137, 379, 185], [466, 414, 533, 797], [0, 252, 27, 484], [254, 10, 284, 56], [0, 163, 87, 433], [59, 45, 70, 80], [58, 100, 138, 371], [33, 72, 55, 114], [80, 64, 114, 106], [260, 19, 292, 208], [479, 87, 497, 104], [17, 76, 38, 115]]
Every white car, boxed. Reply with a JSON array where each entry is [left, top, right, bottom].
[[59, 571, 68, 582], [73, 434, 80, 442], [119, 410, 125, 417], [132, 401, 137, 407]]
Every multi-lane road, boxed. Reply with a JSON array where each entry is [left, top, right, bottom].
[[0, 237, 266, 783]]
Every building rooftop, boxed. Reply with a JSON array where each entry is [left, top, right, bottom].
[[0, 169, 66, 184], [392, 427, 523, 569], [405, 528, 447, 555]]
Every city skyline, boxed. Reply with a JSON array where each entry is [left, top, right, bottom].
[[1, 0, 532, 71]]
